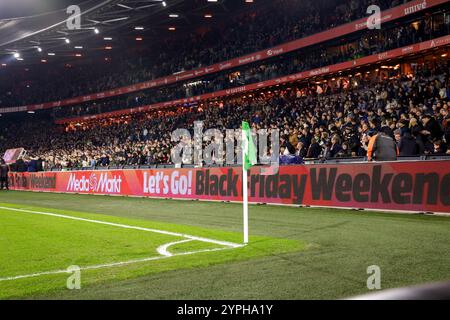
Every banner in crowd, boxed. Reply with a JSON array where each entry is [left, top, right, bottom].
[[54, 34, 450, 124], [0, 0, 446, 115], [2, 148, 26, 164], [8, 161, 450, 214]]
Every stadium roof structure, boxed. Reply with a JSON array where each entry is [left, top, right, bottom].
[[0, 0, 267, 66]]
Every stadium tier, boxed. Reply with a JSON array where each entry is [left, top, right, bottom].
[[1, 0, 450, 304]]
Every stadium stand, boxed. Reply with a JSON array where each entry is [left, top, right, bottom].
[[0, 0, 430, 109], [51, 14, 449, 120], [1, 59, 449, 170], [0, 0, 449, 171]]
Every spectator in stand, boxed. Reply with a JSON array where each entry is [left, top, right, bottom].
[[432, 139, 448, 154], [328, 135, 342, 158], [0, 159, 9, 190], [398, 129, 419, 156], [27, 157, 39, 172], [15, 157, 27, 172], [367, 127, 399, 162], [421, 114, 444, 145], [307, 138, 322, 159]]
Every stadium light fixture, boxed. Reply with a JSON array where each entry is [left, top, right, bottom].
[[27, 111, 35, 114], [169, 14, 179, 18], [207, 0, 218, 2], [168, 27, 176, 31], [94, 28, 100, 34], [134, 26, 144, 30], [75, 46, 83, 49], [48, 53, 56, 56], [37, 47, 42, 52], [13, 52, 20, 59], [136, 37, 143, 41], [65, 38, 71, 44], [104, 37, 112, 41], [105, 46, 112, 50], [75, 54, 82, 57], [162, 1, 167, 7], [204, 14, 213, 18], [41, 59, 47, 63]]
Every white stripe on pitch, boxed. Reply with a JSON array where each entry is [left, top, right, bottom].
[[0, 246, 233, 282], [0, 205, 244, 281], [0, 206, 243, 248]]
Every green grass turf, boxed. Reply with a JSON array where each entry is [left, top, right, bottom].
[[0, 190, 450, 299], [0, 197, 302, 299]]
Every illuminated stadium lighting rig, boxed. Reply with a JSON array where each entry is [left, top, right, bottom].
[[134, 26, 144, 30], [117, 3, 133, 10], [104, 37, 112, 41], [37, 47, 42, 52], [74, 46, 83, 49], [169, 14, 179, 18], [65, 38, 71, 44], [94, 28, 100, 34]]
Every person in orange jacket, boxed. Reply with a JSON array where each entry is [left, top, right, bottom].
[[367, 127, 399, 162]]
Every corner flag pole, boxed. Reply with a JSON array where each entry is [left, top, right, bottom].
[[242, 121, 257, 245], [242, 155, 249, 245]]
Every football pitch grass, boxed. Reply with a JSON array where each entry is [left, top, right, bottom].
[[0, 191, 450, 300]]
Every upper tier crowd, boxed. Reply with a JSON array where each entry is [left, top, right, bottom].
[[52, 13, 447, 119], [1, 61, 449, 171], [0, 0, 411, 108]]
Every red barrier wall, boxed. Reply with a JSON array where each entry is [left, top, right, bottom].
[[8, 161, 450, 214]]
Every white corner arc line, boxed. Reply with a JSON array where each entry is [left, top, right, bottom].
[[157, 239, 194, 257], [0, 206, 245, 282], [0, 206, 244, 248]]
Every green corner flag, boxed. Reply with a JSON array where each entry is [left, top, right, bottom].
[[242, 121, 257, 171]]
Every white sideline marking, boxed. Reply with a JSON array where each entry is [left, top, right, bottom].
[[0, 206, 244, 282], [0, 247, 233, 282], [0, 206, 243, 248]]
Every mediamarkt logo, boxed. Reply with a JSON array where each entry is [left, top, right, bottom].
[[67, 173, 122, 193]]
